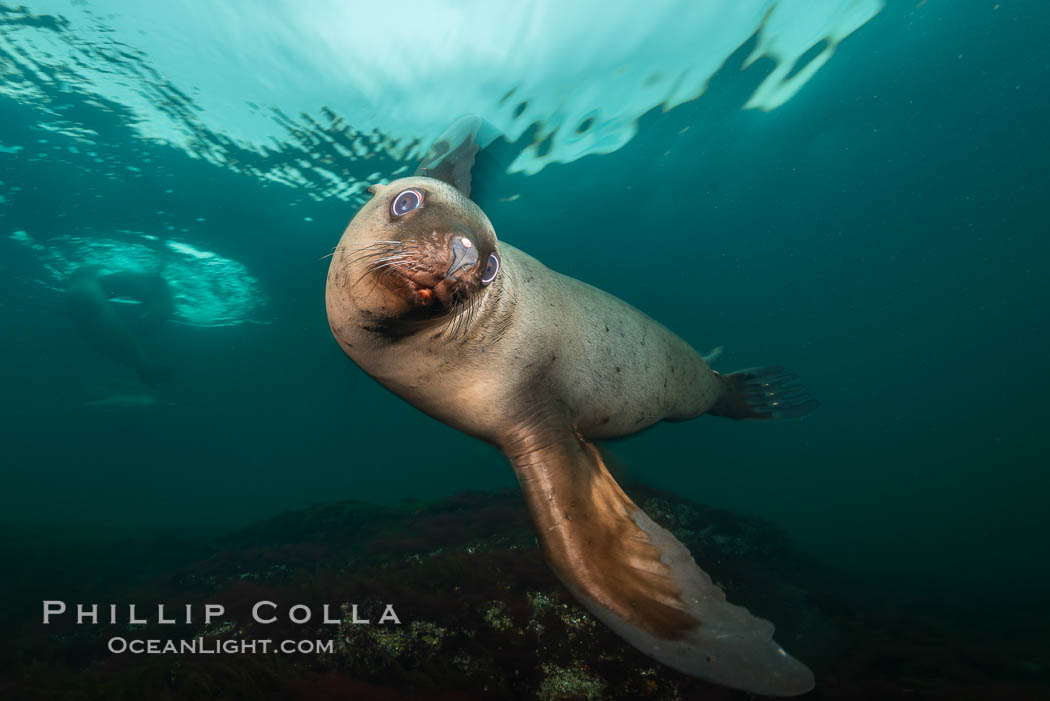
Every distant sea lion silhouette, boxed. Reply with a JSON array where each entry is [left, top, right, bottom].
[[66, 266, 175, 387], [325, 117, 818, 696]]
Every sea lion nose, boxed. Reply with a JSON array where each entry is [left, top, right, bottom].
[[446, 235, 479, 280]]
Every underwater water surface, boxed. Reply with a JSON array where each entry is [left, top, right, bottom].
[[1, 0, 1048, 698]]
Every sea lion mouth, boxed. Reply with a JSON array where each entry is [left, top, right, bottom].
[[348, 233, 484, 319], [376, 234, 485, 314], [396, 271, 438, 308], [392, 268, 464, 313]]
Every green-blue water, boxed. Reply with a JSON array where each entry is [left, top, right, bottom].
[[1, 1, 1048, 696]]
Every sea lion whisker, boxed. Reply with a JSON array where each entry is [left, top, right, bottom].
[[467, 294, 481, 340], [454, 297, 468, 338], [460, 292, 474, 339], [343, 248, 408, 276], [355, 261, 404, 286], [322, 242, 387, 261], [354, 260, 401, 286], [346, 242, 400, 257], [466, 292, 480, 339], [371, 254, 411, 265], [341, 249, 398, 270], [366, 256, 410, 269], [442, 291, 461, 338], [350, 241, 403, 253], [347, 242, 404, 257], [368, 261, 409, 275], [370, 254, 412, 267], [447, 289, 473, 341], [448, 309, 462, 340]]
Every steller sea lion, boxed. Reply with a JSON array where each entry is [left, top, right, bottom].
[[325, 117, 818, 696], [66, 266, 175, 387]]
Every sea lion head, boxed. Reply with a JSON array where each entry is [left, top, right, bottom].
[[326, 176, 501, 337]]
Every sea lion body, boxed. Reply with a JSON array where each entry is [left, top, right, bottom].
[[325, 120, 818, 696], [332, 239, 717, 444], [66, 266, 175, 386], [489, 244, 721, 438]]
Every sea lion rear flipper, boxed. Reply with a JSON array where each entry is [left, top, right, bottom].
[[504, 425, 814, 696], [414, 115, 484, 197], [710, 366, 819, 420]]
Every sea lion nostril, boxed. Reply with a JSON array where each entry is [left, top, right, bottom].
[[446, 235, 479, 280]]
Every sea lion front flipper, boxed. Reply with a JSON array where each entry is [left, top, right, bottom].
[[504, 426, 815, 696], [100, 270, 175, 330], [414, 115, 484, 197]]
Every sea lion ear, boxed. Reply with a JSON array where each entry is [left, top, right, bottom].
[[503, 424, 814, 697], [414, 115, 485, 198]]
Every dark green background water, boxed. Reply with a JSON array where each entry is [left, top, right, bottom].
[[1, 0, 1047, 621]]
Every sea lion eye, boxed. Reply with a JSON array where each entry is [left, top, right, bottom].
[[391, 188, 423, 217], [481, 253, 499, 285]]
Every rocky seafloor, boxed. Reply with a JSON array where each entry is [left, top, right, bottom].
[[1, 486, 1046, 700]]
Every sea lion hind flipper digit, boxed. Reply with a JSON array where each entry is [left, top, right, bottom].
[[414, 115, 484, 198], [710, 366, 819, 420], [505, 429, 815, 696]]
